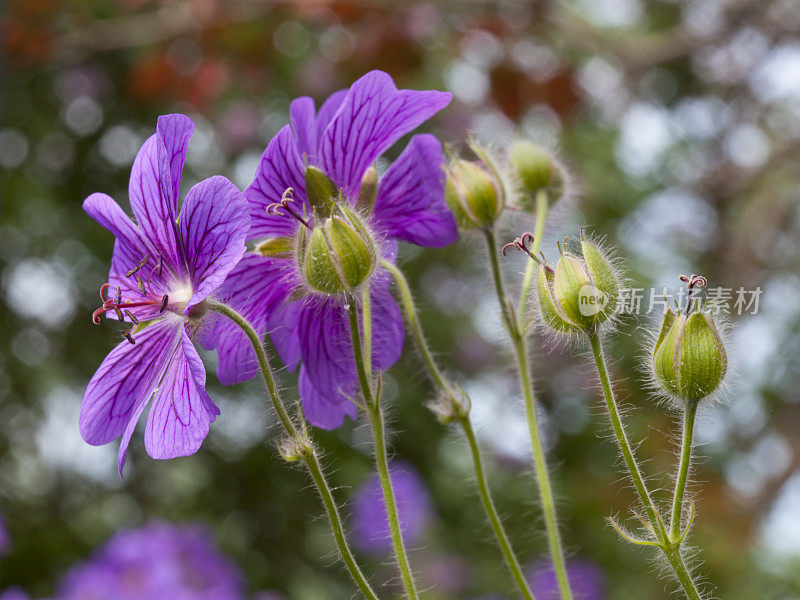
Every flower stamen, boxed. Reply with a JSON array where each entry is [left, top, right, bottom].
[[267, 188, 311, 229]]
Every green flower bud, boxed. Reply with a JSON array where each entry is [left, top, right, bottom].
[[305, 165, 339, 217], [299, 205, 376, 295], [535, 232, 620, 333], [510, 141, 552, 195], [652, 280, 727, 402], [356, 166, 378, 212], [255, 236, 294, 258], [445, 159, 504, 229]]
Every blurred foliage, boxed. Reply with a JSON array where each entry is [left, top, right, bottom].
[[2, 0, 800, 599]]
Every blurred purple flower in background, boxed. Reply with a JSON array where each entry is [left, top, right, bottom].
[[57, 521, 242, 600], [528, 558, 606, 600], [0, 589, 31, 600], [351, 461, 433, 554], [0, 510, 9, 556]]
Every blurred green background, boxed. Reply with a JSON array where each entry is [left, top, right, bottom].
[[2, 0, 800, 598]]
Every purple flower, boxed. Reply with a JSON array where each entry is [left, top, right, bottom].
[[202, 70, 456, 429], [58, 521, 242, 600], [0, 511, 8, 556], [0, 590, 31, 600], [528, 558, 606, 600], [351, 461, 433, 554], [81, 114, 249, 473]]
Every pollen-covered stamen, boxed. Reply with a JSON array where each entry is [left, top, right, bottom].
[[124, 331, 136, 345], [679, 274, 708, 314], [125, 254, 151, 278], [266, 188, 311, 229]]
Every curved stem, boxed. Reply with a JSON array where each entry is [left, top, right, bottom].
[[586, 329, 667, 543], [670, 401, 698, 542], [461, 417, 538, 600], [517, 190, 549, 327], [587, 329, 704, 599], [347, 301, 420, 600], [207, 300, 381, 600], [380, 260, 452, 395], [484, 230, 574, 600], [381, 260, 537, 600]]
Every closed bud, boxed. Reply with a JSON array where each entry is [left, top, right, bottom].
[[255, 236, 294, 258], [305, 165, 339, 217], [535, 231, 620, 333], [652, 277, 727, 402], [299, 205, 377, 295], [510, 141, 552, 194], [445, 159, 504, 229], [356, 166, 378, 212]]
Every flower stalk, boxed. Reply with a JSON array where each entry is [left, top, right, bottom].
[[347, 300, 420, 600], [381, 259, 537, 600], [484, 227, 574, 600], [670, 401, 698, 542], [207, 300, 381, 600], [587, 329, 703, 600]]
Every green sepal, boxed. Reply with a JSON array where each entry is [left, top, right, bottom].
[[675, 312, 727, 401], [304, 165, 338, 217], [553, 253, 595, 329], [536, 264, 581, 333], [255, 236, 294, 258], [581, 236, 619, 320]]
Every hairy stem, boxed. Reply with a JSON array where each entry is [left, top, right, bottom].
[[517, 190, 549, 326], [670, 401, 698, 542], [484, 229, 574, 600], [348, 301, 420, 600], [461, 417, 538, 600], [587, 329, 704, 599], [381, 259, 537, 600], [586, 329, 666, 541], [208, 300, 380, 600]]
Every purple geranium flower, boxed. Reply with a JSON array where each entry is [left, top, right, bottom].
[[202, 70, 456, 429], [58, 521, 242, 600], [528, 558, 606, 600], [81, 114, 249, 473], [0, 511, 8, 557], [351, 461, 433, 555]]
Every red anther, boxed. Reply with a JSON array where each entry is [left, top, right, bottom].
[[501, 232, 540, 262]]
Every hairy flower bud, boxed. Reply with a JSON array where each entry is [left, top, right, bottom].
[[305, 165, 339, 216], [510, 141, 552, 195], [652, 279, 727, 402], [536, 232, 620, 333], [298, 205, 377, 295], [445, 159, 504, 229]]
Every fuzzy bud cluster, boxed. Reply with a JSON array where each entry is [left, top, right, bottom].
[[536, 232, 619, 333]]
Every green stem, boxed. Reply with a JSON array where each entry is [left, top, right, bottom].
[[460, 417, 538, 600], [347, 301, 420, 600], [484, 229, 574, 600], [381, 260, 537, 600], [208, 300, 381, 600], [586, 329, 667, 543], [517, 190, 549, 327], [587, 329, 704, 599], [670, 401, 698, 542]]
